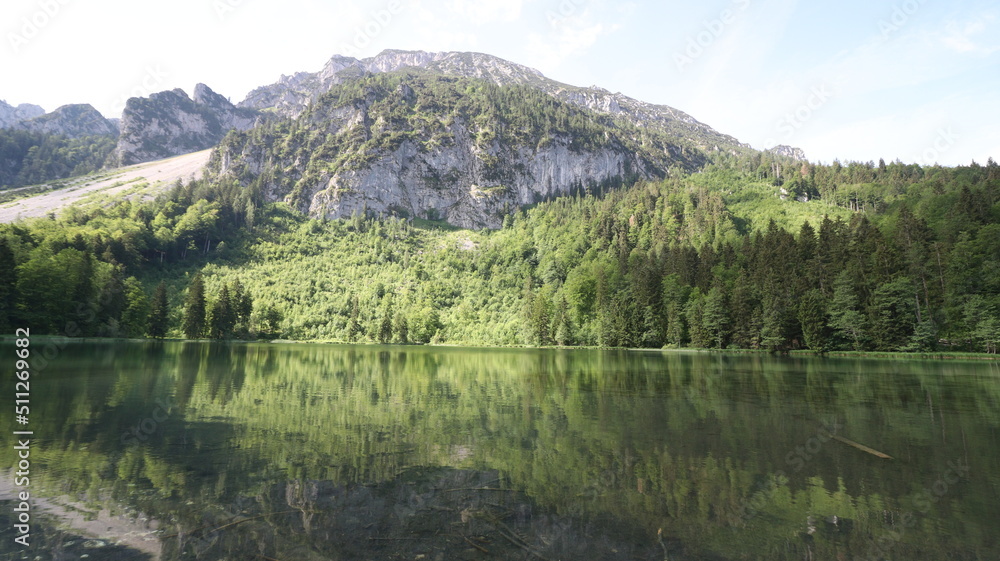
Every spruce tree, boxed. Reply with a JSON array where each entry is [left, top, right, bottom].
[[120, 277, 149, 338], [182, 273, 206, 339], [208, 284, 235, 340], [148, 282, 169, 338]]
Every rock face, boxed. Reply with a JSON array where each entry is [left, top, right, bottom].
[[16, 104, 118, 137], [240, 49, 746, 152], [113, 84, 259, 166], [1, 100, 114, 138], [0, 100, 45, 128], [304, 135, 641, 230], [213, 72, 672, 229], [768, 145, 807, 161]]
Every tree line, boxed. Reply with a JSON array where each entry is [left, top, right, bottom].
[[1, 150, 998, 352]]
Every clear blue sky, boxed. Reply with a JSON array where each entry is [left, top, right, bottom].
[[3, 0, 998, 165]]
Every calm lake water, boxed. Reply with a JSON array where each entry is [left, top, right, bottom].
[[2, 340, 999, 560]]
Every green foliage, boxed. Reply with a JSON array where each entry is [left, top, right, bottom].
[[2, 149, 999, 354], [0, 129, 115, 188], [182, 273, 206, 339], [148, 281, 169, 338]]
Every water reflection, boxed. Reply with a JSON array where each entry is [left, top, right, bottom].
[[1, 341, 999, 560]]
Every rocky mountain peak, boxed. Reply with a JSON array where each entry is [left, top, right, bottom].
[[0, 100, 45, 128], [768, 145, 807, 161], [113, 84, 260, 166], [14, 103, 117, 138], [237, 49, 747, 152]]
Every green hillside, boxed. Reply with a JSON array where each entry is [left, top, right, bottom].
[[2, 151, 998, 354]]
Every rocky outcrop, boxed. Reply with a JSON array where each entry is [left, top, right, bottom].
[[215, 73, 659, 229], [16, 104, 118, 138], [0, 100, 45, 128], [113, 84, 259, 166], [239, 51, 450, 118], [768, 145, 807, 161], [304, 134, 642, 230], [239, 49, 747, 152]]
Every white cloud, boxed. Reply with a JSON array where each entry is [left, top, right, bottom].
[[939, 17, 1000, 55]]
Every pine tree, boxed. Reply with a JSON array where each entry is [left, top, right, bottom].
[[798, 289, 829, 351], [393, 310, 409, 344], [684, 288, 709, 348], [867, 276, 917, 351], [377, 295, 394, 344], [230, 279, 253, 337], [347, 294, 361, 342], [208, 284, 236, 340], [702, 285, 730, 349], [182, 273, 206, 339], [120, 277, 149, 338], [148, 281, 169, 338], [553, 296, 573, 346], [829, 271, 865, 350]]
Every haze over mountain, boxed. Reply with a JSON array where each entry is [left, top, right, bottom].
[[0, 100, 117, 138]]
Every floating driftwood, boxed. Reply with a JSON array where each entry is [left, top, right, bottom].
[[819, 428, 893, 459]]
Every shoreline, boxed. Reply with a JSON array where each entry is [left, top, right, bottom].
[[2, 334, 998, 362]]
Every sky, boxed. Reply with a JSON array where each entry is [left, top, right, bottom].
[[3, 0, 998, 166]]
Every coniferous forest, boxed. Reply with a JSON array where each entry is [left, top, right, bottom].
[[2, 149, 999, 355]]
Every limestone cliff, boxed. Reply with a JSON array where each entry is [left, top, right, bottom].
[[16, 104, 118, 138], [113, 84, 259, 166], [212, 72, 689, 229]]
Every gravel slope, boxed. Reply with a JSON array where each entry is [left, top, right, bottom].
[[0, 149, 212, 223]]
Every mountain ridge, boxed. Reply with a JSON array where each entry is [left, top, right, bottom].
[[239, 49, 748, 153], [113, 83, 260, 166], [210, 70, 694, 228]]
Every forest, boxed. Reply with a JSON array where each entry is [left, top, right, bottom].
[[1, 146, 998, 354], [0, 128, 116, 189]]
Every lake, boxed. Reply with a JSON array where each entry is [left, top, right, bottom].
[[2, 340, 999, 560]]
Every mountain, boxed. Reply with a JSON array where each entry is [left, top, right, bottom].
[[769, 145, 807, 161], [240, 49, 746, 152], [113, 83, 259, 166], [16, 103, 118, 138], [0, 103, 117, 189], [0, 100, 45, 128], [6, 49, 752, 226], [210, 70, 705, 229]]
